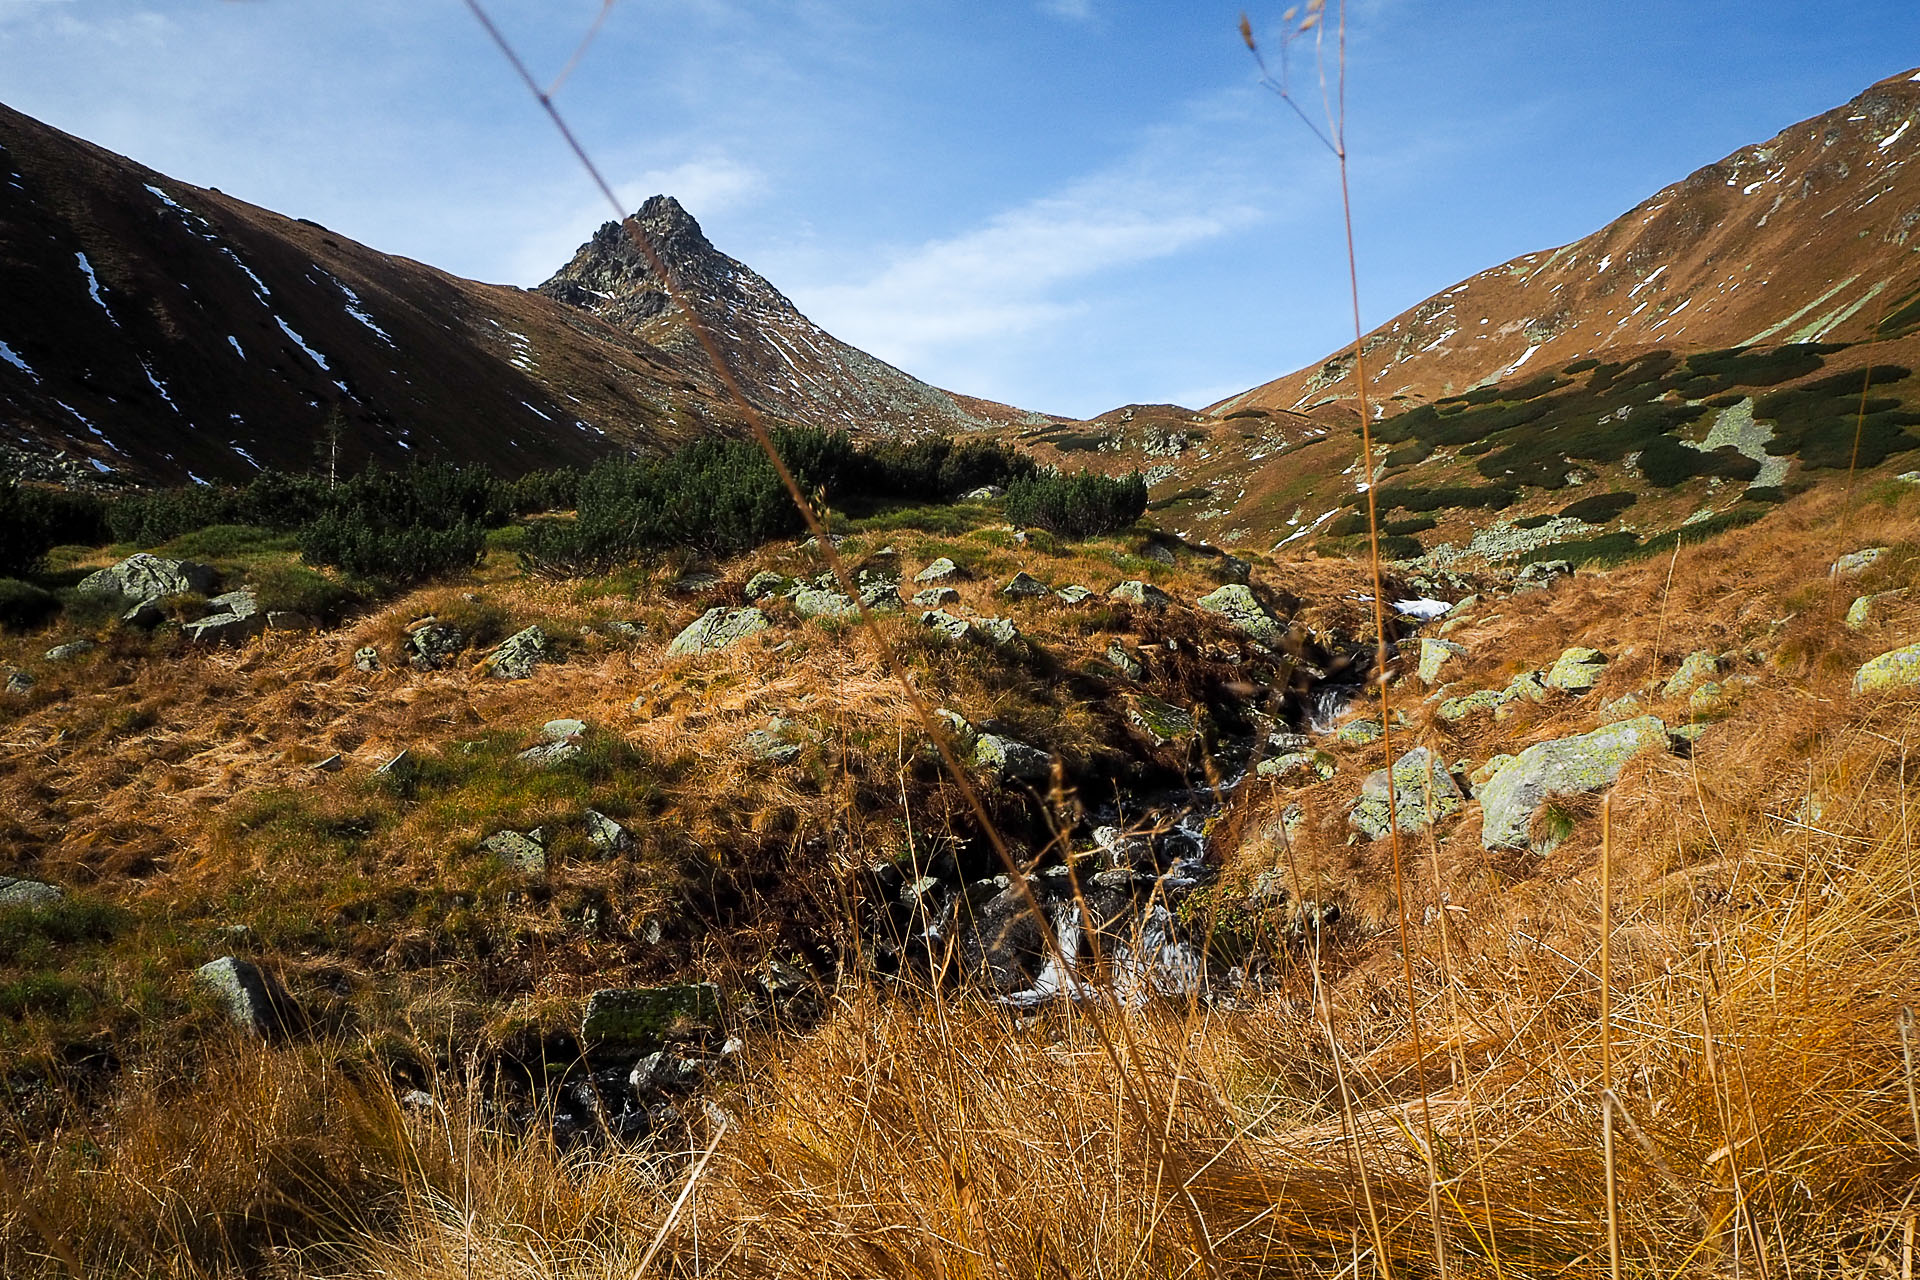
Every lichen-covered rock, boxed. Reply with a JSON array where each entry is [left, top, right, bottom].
[[1846, 589, 1909, 630], [1544, 647, 1608, 693], [582, 983, 720, 1052], [1334, 716, 1384, 747], [1417, 638, 1467, 686], [1055, 585, 1095, 604], [1688, 681, 1728, 719], [915, 557, 963, 584], [194, 956, 298, 1037], [976, 617, 1019, 646], [1599, 693, 1645, 723], [1196, 584, 1284, 645], [1438, 688, 1503, 722], [5, 670, 34, 695], [481, 829, 547, 874], [791, 585, 856, 618], [76, 553, 215, 602], [1108, 580, 1172, 609], [1002, 572, 1050, 599], [583, 810, 632, 856], [743, 570, 787, 603], [919, 609, 972, 641], [1468, 754, 1515, 792], [1349, 748, 1464, 839], [1661, 650, 1723, 700], [1853, 641, 1920, 696], [741, 716, 805, 764], [1478, 715, 1668, 851], [935, 709, 980, 754], [485, 625, 549, 680], [667, 607, 768, 656], [913, 586, 960, 607], [1128, 695, 1196, 747], [405, 622, 465, 670], [1256, 750, 1337, 783], [973, 733, 1053, 783], [44, 640, 93, 662], [518, 720, 585, 766], [673, 569, 722, 593], [1104, 640, 1146, 681], [353, 646, 382, 673], [1832, 547, 1888, 577], [182, 589, 264, 645], [0, 877, 62, 908]]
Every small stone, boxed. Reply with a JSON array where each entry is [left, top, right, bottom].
[[44, 640, 94, 662], [375, 750, 415, 782], [313, 754, 344, 773], [913, 586, 960, 607], [1349, 748, 1464, 839], [1333, 717, 1384, 747], [919, 609, 972, 642], [1055, 585, 1095, 604], [486, 625, 550, 680], [1002, 572, 1051, 599], [975, 617, 1019, 646], [1438, 688, 1503, 722], [743, 570, 787, 603], [962, 486, 1003, 501], [583, 809, 632, 856], [1661, 651, 1723, 700], [791, 585, 857, 618], [1846, 589, 1909, 630], [973, 733, 1053, 783], [193, 956, 297, 1037], [405, 623, 465, 670], [914, 557, 963, 584], [481, 829, 547, 874], [667, 607, 769, 657], [1196, 584, 1285, 645], [674, 570, 723, 593], [1129, 695, 1197, 747], [0, 877, 63, 908], [1853, 641, 1920, 696], [631, 1050, 705, 1095], [1108, 580, 1172, 609], [741, 717, 804, 764], [1104, 640, 1146, 681], [1831, 547, 1888, 577], [353, 647, 382, 672], [1417, 639, 1467, 686], [1256, 750, 1337, 782], [5, 671, 34, 695], [1544, 647, 1609, 693]]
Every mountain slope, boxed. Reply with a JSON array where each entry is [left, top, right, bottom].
[[538, 197, 1042, 437], [1214, 66, 1920, 416], [0, 106, 1036, 488]]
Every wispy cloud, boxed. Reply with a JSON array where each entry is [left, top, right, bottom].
[[1038, 0, 1095, 21]]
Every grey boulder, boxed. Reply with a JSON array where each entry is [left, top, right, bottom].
[[485, 625, 550, 680], [194, 956, 298, 1037], [667, 607, 769, 656], [76, 552, 214, 602], [1349, 748, 1464, 839], [1196, 584, 1285, 645], [1478, 715, 1669, 851]]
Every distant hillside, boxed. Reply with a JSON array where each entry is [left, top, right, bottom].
[[0, 106, 1038, 487]]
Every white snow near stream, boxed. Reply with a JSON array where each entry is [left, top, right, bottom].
[[1393, 598, 1452, 619]]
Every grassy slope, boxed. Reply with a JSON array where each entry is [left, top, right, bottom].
[[5, 478, 1920, 1275]]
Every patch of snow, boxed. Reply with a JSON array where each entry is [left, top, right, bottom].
[[521, 401, 551, 421], [336, 281, 394, 343], [88, 458, 112, 474], [1628, 265, 1668, 297], [228, 335, 245, 360], [1880, 119, 1911, 150], [221, 248, 272, 301], [273, 315, 332, 370], [75, 252, 118, 324], [0, 341, 36, 380], [186, 471, 207, 484], [143, 183, 187, 213], [1274, 507, 1338, 549], [1393, 598, 1451, 620], [1595, 253, 1612, 272], [1501, 343, 1541, 377], [54, 400, 94, 429], [229, 442, 263, 470], [138, 360, 178, 411]]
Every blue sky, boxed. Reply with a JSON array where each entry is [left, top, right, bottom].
[[3, 2, 1918, 418]]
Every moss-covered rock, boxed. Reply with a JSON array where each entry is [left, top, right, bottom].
[[1661, 650, 1723, 700], [1417, 638, 1467, 686], [1845, 589, 1909, 630], [1544, 647, 1609, 693], [582, 983, 720, 1053], [1853, 641, 1920, 696], [1349, 748, 1463, 839], [667, 606, 768, 656], [1196, 583, 1284, 645], [1128, 694, 1197, 747], [1478, 715, 1668, 851]]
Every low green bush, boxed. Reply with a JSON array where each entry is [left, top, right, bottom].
[[1004, 470, 1147, 538], [1, 481, 108, 575], [1558, 491, 1638, 523], [0, 577, 58, 631], [157, 524, 299, 561]]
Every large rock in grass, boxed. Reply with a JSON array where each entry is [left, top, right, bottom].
[[915, 557, 963, 584], [1128, 695, 1196, 747], [481, 828, 547, 874], [1661, 651, 1723, 700], [1846, 589, 1909, 630], [1853, 641, 1920, 696], [1417, 639, 1466, 686], [1108, 580, 1172, 609], [1544, 647, 1608, 693], [1478, 715, 1668, 851], [194, 956, 299, 1038], [0, 876, 62, 908], [667, 607, 769, 656], [973, 733, 1053, 783], [1349, 748, 1464, 839], [791, 585, 856, 618], [1002, 572, 1051, 600], [582, 983, 720, 1053], [485, 625, 550, 680], [183, 589, 263, 645], [76, 553, 214, 602], [406, 622, 465, 670], [1196, 584, 1284, 645]]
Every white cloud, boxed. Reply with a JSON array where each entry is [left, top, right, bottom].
[[791, 164, 1262, 369], [1038, 0, 1094, 20]]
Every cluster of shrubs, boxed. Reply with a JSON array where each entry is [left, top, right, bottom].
[[1003, 469, 1147, 539], [0, 481, 110, 577], [520, 430, 1043, 576]]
